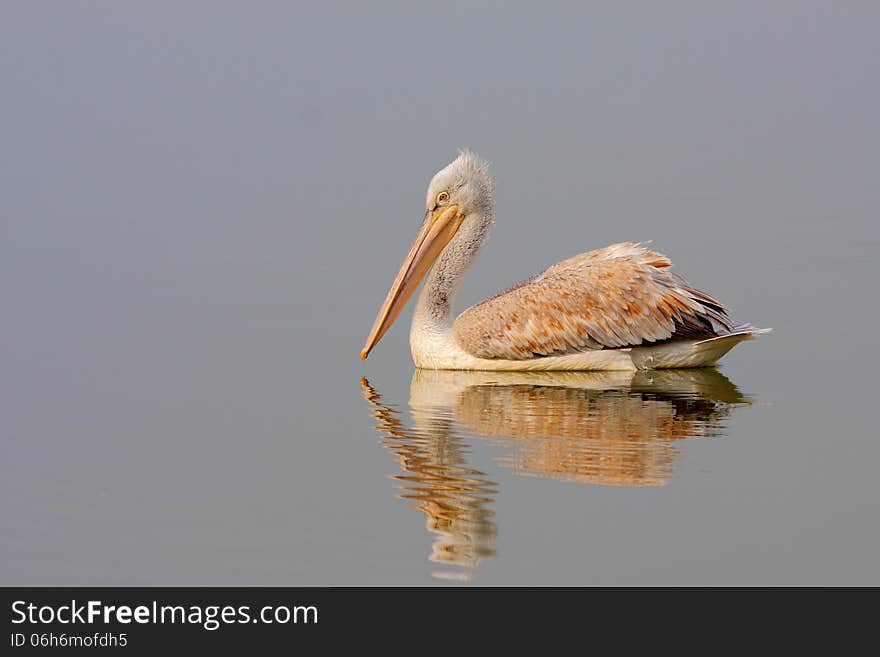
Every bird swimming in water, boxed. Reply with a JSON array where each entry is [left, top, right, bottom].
[[361, 150, 768, 371]]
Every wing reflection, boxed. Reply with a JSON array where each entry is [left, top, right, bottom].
[[438, 369, 749, 486], [361, 368, 751, 578]]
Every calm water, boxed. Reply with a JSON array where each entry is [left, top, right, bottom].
[[3, 5, 879, 585], [361, 369, 751, 581]]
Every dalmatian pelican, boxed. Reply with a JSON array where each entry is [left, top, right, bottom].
[[361, 150, 768, 370]]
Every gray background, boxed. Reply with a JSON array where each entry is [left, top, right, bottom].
[[2, 2, 878, 584]]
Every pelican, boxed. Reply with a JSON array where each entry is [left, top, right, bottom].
[[361, 150, 769, 370]]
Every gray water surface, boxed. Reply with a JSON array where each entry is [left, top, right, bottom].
[[3, 3, 879, 585]]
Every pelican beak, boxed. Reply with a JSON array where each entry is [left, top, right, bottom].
[[361, 204, 464, 359]]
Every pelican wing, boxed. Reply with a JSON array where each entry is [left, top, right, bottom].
[[453, 243, 734, 360]]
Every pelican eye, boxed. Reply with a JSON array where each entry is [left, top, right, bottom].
[[436, 191, 450, 204]]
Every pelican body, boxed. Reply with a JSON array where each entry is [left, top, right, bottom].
[[361, 151, 768, 371]]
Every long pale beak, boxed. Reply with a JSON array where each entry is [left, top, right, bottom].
[[361, 204, 463, 360]]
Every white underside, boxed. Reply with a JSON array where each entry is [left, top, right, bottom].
[[411, 326, 769, 371]]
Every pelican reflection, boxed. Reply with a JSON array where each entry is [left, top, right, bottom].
[[361, 381, 497, 580], [361, 368, 751, 578]]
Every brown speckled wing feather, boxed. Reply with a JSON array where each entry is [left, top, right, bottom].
[[452, 243, 733, 360]]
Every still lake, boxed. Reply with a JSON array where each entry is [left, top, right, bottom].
[[3, 4, 878, 585]]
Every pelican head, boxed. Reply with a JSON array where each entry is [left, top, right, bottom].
[[361, 150, 494, 360]]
